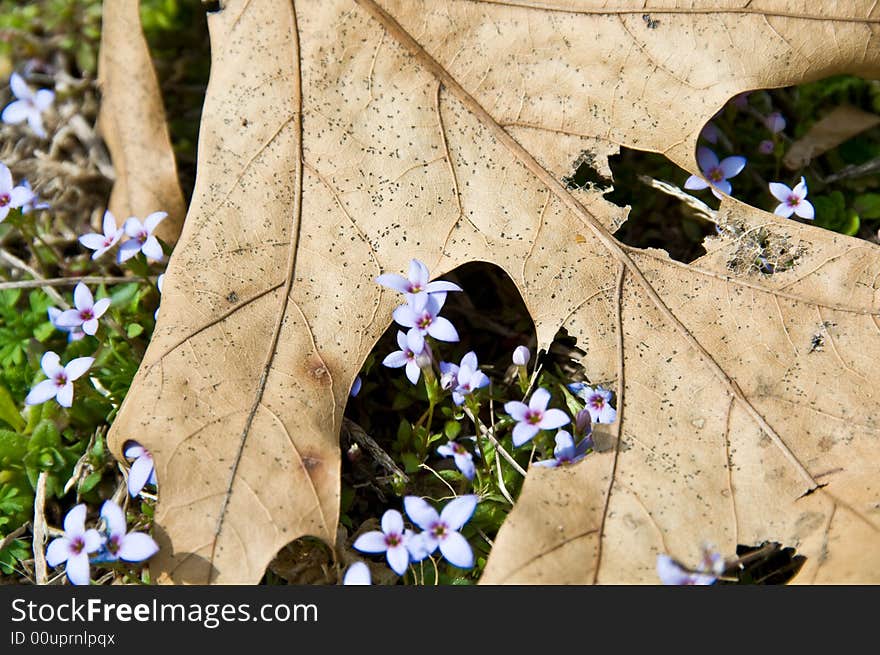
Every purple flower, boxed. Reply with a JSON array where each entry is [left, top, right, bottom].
[[437, 440, 476, 480], [25, 351, 93, 408], [504, 387, 570, 447], [16, 180, 49, 214], [118, 212, 166, 263], [404, 495, 477, 569], [382, 329, 427, 385], [656, 546, 724, 586], [54, 283, 111, 336], [758, 139, 775, 155], [0, 163, 31, 223], [1, 72, 54, 138], [125, 442, 157, 497], [512, 345, 530, 366], [765, 112, 786, 134], [79, 210, 123, 260], [342, 561, 372, 585], [533, 430, 592, 468], [48, 307, 85, 342], [684, 147, 747, 199], [769, 177, 814, 220], [392, 294, 459, 343], [568, 383, 617, 424], [353, 509, 411, 575], [376, 258, 462, 308], [443, 351, 489, 406], [45, 504, 102, 586], [404, 529, 431, 562], [95, 500, 159, 563]]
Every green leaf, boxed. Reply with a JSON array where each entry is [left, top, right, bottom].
[[79, 471, 102, 494], [443, 420, 462, 439], [854, 193, 880, 219], [0, 384, 25, 431]]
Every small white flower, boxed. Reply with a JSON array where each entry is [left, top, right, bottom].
[[79, 210, 124, 260], [45, 504, 102, 586], [769, 177, 814, 220], [118, 212, 167, 263], [25, 351, 94, 408], [1, 73, 54, 138], [0, 162, 31, 223], [54, 283, 111, 336]]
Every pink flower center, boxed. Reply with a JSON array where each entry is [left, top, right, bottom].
[[69, 536, 84, 555], [54, 372, 68, 387], [525, 409, 544, 425], [80, 309, 94, 321], [385, 532, 402, 548], [708, 168, 724, 183], [787, 195, 800, 207], [589, 395, 606, 410], [430, 522, 448, 540], [417, 313, 433, 330], [107, 535, 121, 555], [452, 443, 466, 455], [136, 230, 148, 244], [408, 283, 423, 294], [0, 194, 9, 207]]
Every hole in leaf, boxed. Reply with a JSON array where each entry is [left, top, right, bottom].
[[262, 536, 336, 585], [719, 541, 806, 585]]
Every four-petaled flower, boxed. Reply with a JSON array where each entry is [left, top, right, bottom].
[[392, 294, 459, 343], [404, 495, 477, 569], [437, 440, 476, 480], [444, 351, 489, 406], [45, 504, 102, 586], [118, 212, 166, 263], [769, 177, 814, 220], [504, 387, 570, 447], [0, 163, 30, 223], [342, 561, 372, 585], [55, 283, 111, 336], [353, 509, 411, 576], [95, 501, 159, 563], [568, 383, 617, 424], [382, 329, 427, 385], [125, 442, 157, 497], [25, 351, 94, 408], [684, 147, 747, 199], [2, 72, 54, 138], [48, 307, 85, 342], [533, 430, 592, 468], [376, 258, 462, 308], [79, 210, 123, 260]]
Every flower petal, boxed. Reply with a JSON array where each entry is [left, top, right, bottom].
[[409, 259, 429, 288], [405, 328, 424, 354], [696, 146, 719, 172], [528, 387, 551, 412], [79, 233, 107, 250], [55, 382, 74, 408], [719, 156, 746, 179], [427, 316, 459, 342], [460, 351, 478, 371], [683, 174, 708, 190], [712, 180, 732, 196], [554, 430, 576, 458], [404, 361, 421, 385], [64, 357, 94, 381], [123, 217, 144, 238], [792, 176, 807, 199], [503, 400, 529, 422], [424, 280, 462, 294], [386, 544, 410, 575], [118, 532, 159, 562], [73, 283, 93, 311], [342, 562, 371, 585], [454, 454, 475, 480], [54, 309, 84, 328], [439, 531, 474, 569], [403, 496, 438, 531], [768, 182, 792, 203], [25, 379, 58, 406], [40, 351, 62, 377], [795, 199, 814, 220], [382, 350, 408, 368], [597, 405, 618, 424], [440, 495, 477, 531], [353, 530, 388, 554], [141, 236, 164, 261], [375, 273, 410, 294], [144, 211, 168, 233], [117, 239, 142, 263], [128, 455, 154, 497], [27, 112, 46, 138], [82, 529, 104, 553], [9, 185, 33, 208], [65, 552, 91, 586], [391, 304, 416, 328], [10, 73, 32, 100], [64, 504, 87, 536], [34, 89, 54, 111], [539, 408, 570, 430], [1, 100, 29, 126], [773, 203, 794, 218], [124, 444, 144, 459], [91, 297, 112, 319], [381, 509, 404, 536], [512, 421, 540, 447], [100, 501, 127, 538], [46, 537, 71, 567]]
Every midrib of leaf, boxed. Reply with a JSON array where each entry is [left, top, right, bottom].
[[353, 0, 818, 495], [205, 0, 308, 581]]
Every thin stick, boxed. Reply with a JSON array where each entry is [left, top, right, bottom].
[[637, 175, 718, 223], [463, 406, 527, 478], [488, 390, 514, 504], [0, 249, 67, 307], [342, 418, 409, 482], [33, 471, 49, 585], [0, 276, 140, 292], [0, 522, 30, 552]]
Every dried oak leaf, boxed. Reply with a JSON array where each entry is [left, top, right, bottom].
[[108, 0, 880, 583], [98, 0, 186, 244]]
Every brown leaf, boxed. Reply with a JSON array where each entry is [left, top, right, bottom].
[[784, 105, 880, 169], [98, 0, 186, 244], [109, 0, 880, 583]]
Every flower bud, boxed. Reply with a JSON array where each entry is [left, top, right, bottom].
[[512, 345, 530, 366], [575, 408, 592, 437], [765, 112, 786, 134], [758, 139, 774, 155]]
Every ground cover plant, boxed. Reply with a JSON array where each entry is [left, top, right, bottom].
[[0, 0, 878, 586]]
